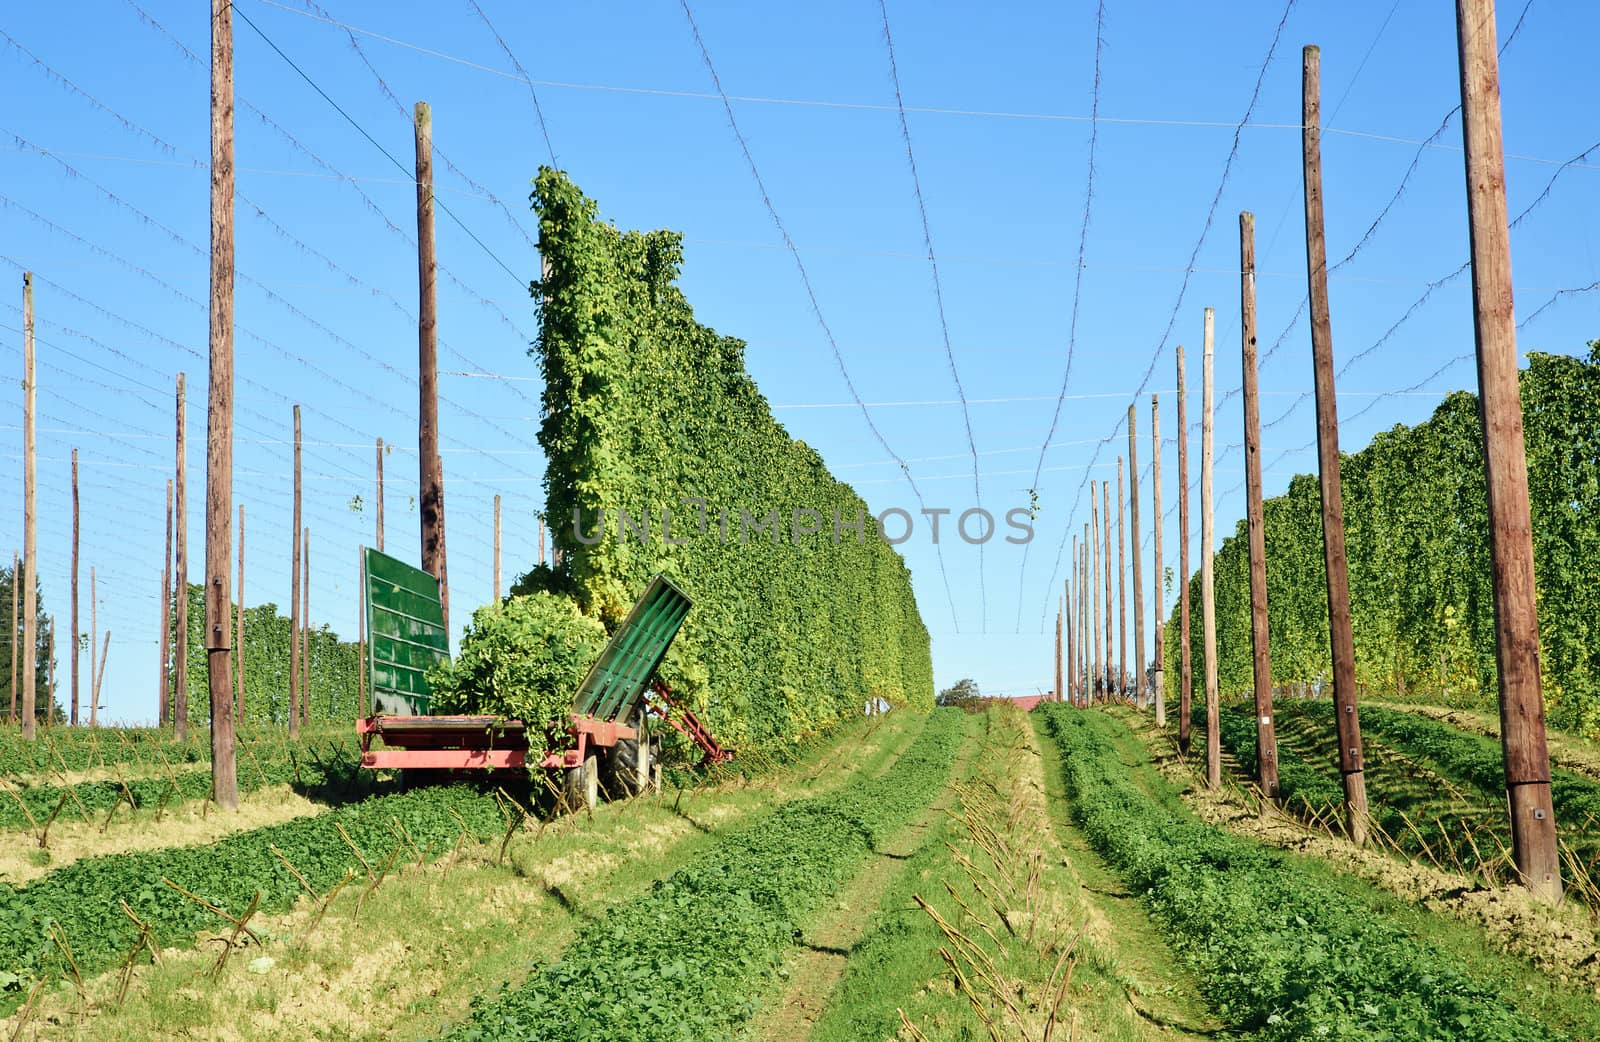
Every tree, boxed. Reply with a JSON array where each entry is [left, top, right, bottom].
[[936, 677, 982, 707], [2, 562, 61, 724]]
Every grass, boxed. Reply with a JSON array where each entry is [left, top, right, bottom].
[[1123, 706, 1600, 1041], [808, 704, 1215, 1042], [2, 710, 926, 1042]]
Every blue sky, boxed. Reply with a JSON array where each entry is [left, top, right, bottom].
[[2, 0, 1596, 721]]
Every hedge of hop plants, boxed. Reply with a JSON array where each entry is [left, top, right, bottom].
[[1165, 345, 1600, 738], [512, 169, 932, 745]]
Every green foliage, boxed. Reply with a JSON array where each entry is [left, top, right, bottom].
[[0, 562, 61, 723], [446, 709, 966, 1041], [173, 583, 360, 728], [1038, 704, 1564, 1041], [0, 734, 361, 831], [935, 677, 981, 706], [0, 784, 503, 1000], [1253, 700, 1600, 866], [530, 170, 933, 746], [1165, 349, 1600, 738], [426, 593, 608, 753]]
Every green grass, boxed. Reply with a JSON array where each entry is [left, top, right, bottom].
[[442, 709, 968, 1042], [2, 710, 930, 1042], [1042, 703, 1575, 1041]]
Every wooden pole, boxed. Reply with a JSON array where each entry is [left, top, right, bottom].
[[89, 567, 97, 727], [46, 616, 53, 726], [289, 405, 301, 738], [1129, 407, 1146, 708], [1091, 486, 1101, 702], [236, 504, 245, 722], [1082, 538, 1090, 704], [1102, 480, 1114, 696], [1454, 0, 1561, 900], [493, 494, 502, 602], [1152, 395, 1166, 727], [160, 479, 172, 727], [206, 0, 239, 809], [375, 437, 384, 553], [1240, 212, 1280, 800], [1116, 455, 1128, 699], [302, 526, 310, 725], [1201, 307, 1220, 790], [175, 372, 189, 741], [415, 100, 449, 634], [1177, 344, 1193, 753], [71, 448, 79, 726], [21, 273, 36, 739], [1067, 557, 1075, 703], [92, 631, 108, 716], [10, 549, 18, 725], [1302, 44, 1370, 846], [538, 517, 545, 566], [1063, 575, 1073, 703], [1055, 601, 1063, 703]]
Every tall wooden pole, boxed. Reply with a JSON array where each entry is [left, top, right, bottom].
[[89, 567, 97, 727], [21, 273, 37, 738], [174, 373, 189, 741], [289, 405, 301, 738], [1102, 480, 1114, 696], [1083, 539, 1091, 703], [1303, 45, 1370, 845], [1075, 541, 1088, 704], [160, 479, 172, 726], [1129, 408, 1146, 707], [1454, 0, 1561, 900], [206, 0, 239, 807], [1116, 455, 1128, 699], [236, 504, 245, 722], [493, 494, 502, 602], [1240, 212, 1280, 799], [8, 549, 16, 725], [1177, 345, 1193, 753], [1055, 601, 1063, 703], [70, 448, 79, 726], [1091, 486, 1102, 702], [1063, 576, 1073, 703], [301, 526, 310, 725], [415, 100, 449, 634], [375, 437, 385, 553], [1201, 307, 1220, 790], [538, 517, 545, 566], [1152, 395, 1166, 728]]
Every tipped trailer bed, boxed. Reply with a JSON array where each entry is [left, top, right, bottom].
[[356, 549, 728, 805]]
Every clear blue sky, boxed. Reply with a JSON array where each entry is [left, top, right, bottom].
[[2, 0, 1596, 721]]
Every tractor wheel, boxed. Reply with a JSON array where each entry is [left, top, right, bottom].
[[561, 753, 599, 813], [609, 738, 651, 798]]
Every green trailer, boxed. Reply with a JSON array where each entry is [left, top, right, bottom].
[[356, 548, 728, 807]]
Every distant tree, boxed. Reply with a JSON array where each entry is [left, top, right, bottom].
[[2, 562, 62, 724], [936, 677, 982, 707]]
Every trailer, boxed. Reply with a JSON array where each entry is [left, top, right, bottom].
[[355, 548, 729, 808]]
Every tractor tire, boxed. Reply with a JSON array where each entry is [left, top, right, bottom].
[[609, 738, 651, 798], [561, 753, 599, 813]]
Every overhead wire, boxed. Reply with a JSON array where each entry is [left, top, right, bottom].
[[877, 0, 986, 626], [674, 0, 963, 631], [1017, 0, 1105, 628]]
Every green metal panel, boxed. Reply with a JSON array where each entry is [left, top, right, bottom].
[[364, 547, 449, 716], [573, 574, 693, 723]]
